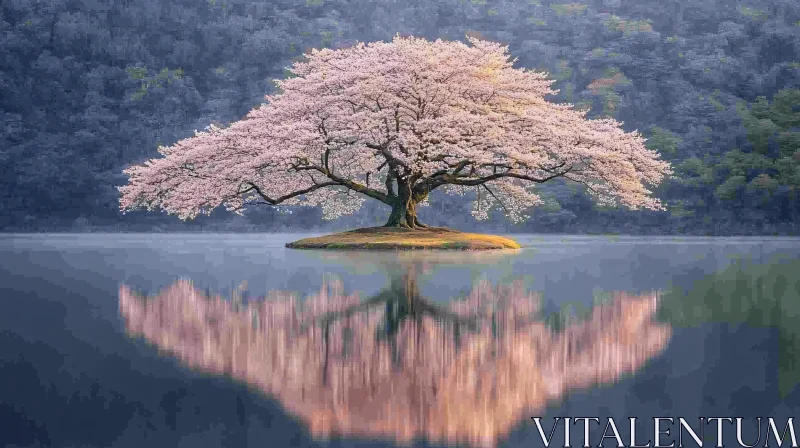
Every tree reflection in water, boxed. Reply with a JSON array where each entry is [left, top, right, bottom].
[[119, 266, 671, 448]]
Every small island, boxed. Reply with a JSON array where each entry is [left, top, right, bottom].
[[286, 227, 521, 250]]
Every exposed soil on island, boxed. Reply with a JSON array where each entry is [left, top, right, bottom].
[[286, 227, 521, 250]]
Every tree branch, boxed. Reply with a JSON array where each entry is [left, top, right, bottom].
[[414, 163, 572, 195], [365, 142, 408, 172], [243, 181, 340, 205], [481, 184, 512, 215], [288, 160, 393, 204], [332, 173, 392, 204]]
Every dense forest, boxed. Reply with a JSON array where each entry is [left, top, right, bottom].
[[1, 0, 798, 234]]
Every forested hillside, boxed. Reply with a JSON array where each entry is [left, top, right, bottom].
[[1, 0, 798, 234]]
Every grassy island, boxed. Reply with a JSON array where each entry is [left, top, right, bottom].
[[286, 227, 521, 250]]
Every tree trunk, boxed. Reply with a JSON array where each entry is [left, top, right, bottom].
[[384, 183, 427, 228], [384, 198, 423, 228]]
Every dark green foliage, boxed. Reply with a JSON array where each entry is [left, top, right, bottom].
[[707, 91, 800, 202], [646, 126, 682, 157]]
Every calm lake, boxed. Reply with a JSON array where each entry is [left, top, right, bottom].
[[1, 233, 799, 448]]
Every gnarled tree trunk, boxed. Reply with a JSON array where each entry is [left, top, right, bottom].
[[384, 182, 428, 228], [384, 197, 422, 228]]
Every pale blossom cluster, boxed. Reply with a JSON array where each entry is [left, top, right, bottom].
[[469, 178, 544, 223], [119, 273, 671, 447], [119, 35, 672, 222]]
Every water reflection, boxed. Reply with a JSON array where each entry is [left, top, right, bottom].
[[658, 254, 800, 398], [119, 265, 671, 448]]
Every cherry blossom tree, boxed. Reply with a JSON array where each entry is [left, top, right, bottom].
[[119, 271, 671, 447], [119, 35, 673, 228]]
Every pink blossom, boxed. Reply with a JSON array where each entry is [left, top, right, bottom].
[[119, 35, 672, 226]]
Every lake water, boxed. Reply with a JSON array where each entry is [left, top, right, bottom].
[[1, 233, 800, 448]]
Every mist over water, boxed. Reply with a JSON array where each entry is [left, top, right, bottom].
[[1, 234, 799, 447]]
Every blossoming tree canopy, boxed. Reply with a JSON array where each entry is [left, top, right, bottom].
[[119, 34, 673, 228]]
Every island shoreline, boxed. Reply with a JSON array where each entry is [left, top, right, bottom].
[[285, 227, 521, 250]]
